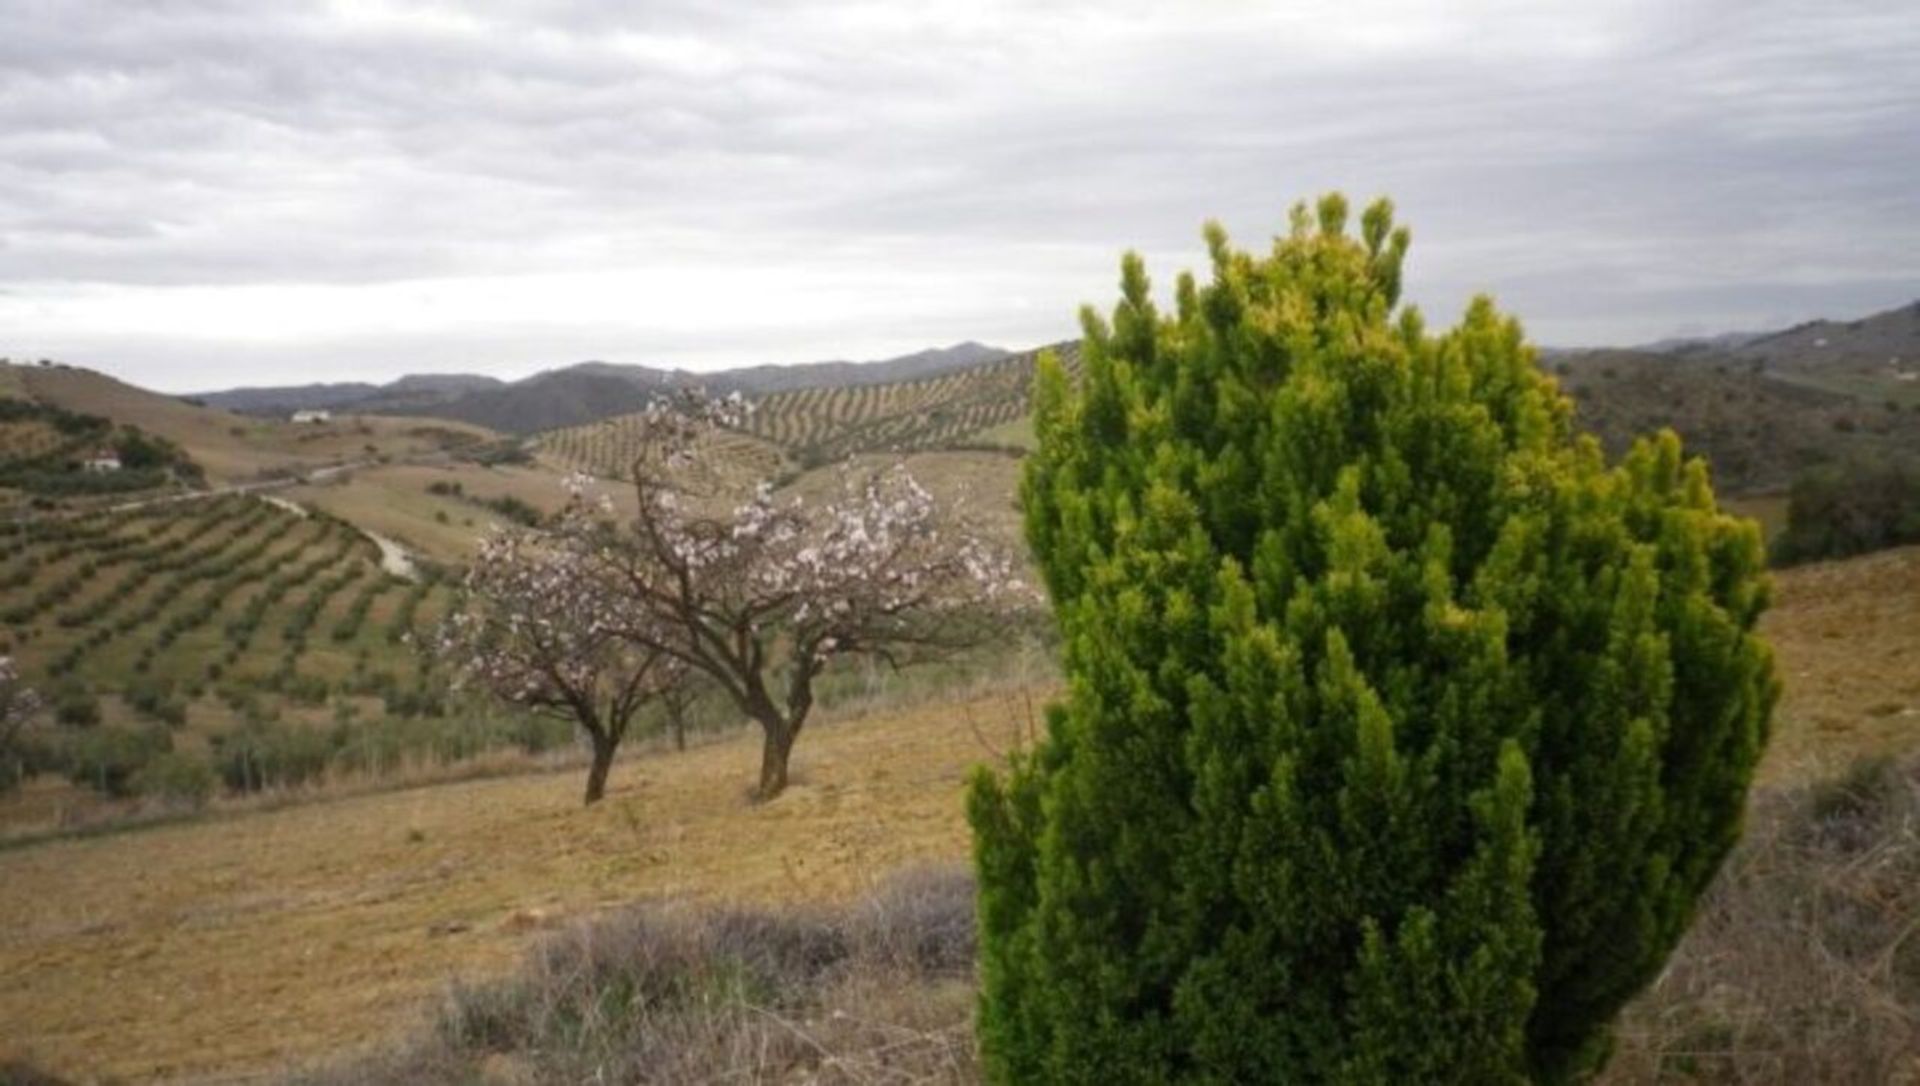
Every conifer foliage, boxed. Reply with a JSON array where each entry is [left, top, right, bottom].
[[969, 195, 1778, 1083]]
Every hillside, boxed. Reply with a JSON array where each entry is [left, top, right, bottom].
[[1726, 298, 1920, 407], [539, 342, 1076, 481], [538, 324, 1920, 502], [7, 363, 496, 486], [192, 343, 1014, 434], [2, 543, 1912, 1081], [0, 397, 204, 513], [1553, 346, 1920, 492], [0, 494, 459, 717], [192, 374, 506, 416]]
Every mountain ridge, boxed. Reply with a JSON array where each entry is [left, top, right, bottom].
[[189, 341, 1012, 433]]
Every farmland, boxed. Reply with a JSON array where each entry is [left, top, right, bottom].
[[0, 493, 565, 836], [538, 417, 788, 487], [537, 344, 1076, 482], [5, 316, 1920, 1081], [739, 349, 1042, 462], [0, 498, 427, 693], [0, 544, 1914, 1081]]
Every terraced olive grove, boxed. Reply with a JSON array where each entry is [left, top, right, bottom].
[[536, 344, 1081, 480], [0, 496, 574, 818]]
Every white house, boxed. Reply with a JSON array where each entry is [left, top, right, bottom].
[[291, 409, 333, 424], [82, 451, 122, 473]]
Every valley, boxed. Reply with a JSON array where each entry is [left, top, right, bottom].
[[3, 300, 1920, 1082]]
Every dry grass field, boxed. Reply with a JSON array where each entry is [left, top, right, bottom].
[[1757, 545, 1920, 782], [0, 685, 1043, 1082], [283, 461, 628, 565], [0, 548, 1914, 1082]]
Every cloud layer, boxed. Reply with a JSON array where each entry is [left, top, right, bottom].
[[2, 0, 1915, 390]]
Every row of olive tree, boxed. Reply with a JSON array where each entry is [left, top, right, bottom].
[[440, 394, 1024, 805]]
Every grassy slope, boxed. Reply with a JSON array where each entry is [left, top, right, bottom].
[[8, 363, 494, 485], [284, 461, 628, 565], [2, 546, 1915, 1081]]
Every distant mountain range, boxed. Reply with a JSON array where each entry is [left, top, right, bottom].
[[173, 300, 1920, 493], [189, 342, 1011, 434]]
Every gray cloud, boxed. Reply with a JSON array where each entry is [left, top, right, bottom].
[[0, 0, 1915, 390]]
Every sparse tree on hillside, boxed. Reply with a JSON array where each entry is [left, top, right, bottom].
[[0, 657, 45, 792], [511, 393, 1026, 801], [441, 529, 673, 805], [969, 195, 1779, 1082]]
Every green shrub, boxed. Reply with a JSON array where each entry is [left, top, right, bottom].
[[211, 719, 337, 793], [53, 689, 101, 727], [969, 196, 1778, 1083], [67, 724, 172, 797], [132, 751, 216, 808], [1771, 454, 1920, 565]]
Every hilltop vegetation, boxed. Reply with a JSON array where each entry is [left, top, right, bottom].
[[1728, 298, 1920, 408], [1552, 346, 1920, 493], [0, 397, 203, 509], [740, 346, 1068, 465]]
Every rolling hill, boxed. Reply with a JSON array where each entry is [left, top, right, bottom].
[[538, 342, 1077, 482], [9, 296, 1920, 846], [1725, 299, 1920, 407], [1552, 345, 1920, 492], [5, 362, 495, 487], [191, 342, 1012, 434], [534, 305, 1920, 502]]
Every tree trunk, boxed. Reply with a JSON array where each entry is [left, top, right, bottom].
[[583, 732, 618, 806], [668, 704, 687, 752], [756, 718, 798, 801]]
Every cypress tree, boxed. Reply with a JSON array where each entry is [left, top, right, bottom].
[[969, 195, 1778, 1083]]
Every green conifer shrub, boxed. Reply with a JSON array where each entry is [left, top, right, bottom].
[[969, 195, 1778, 1083]]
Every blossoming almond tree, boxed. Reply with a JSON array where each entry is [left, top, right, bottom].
[[452, 390, 1027, 802], [439, 529, 675, 805], [622, 467, 1024, 799], [534, 392, 1029, 800]]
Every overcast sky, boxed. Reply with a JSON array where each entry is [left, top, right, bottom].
[[1, 0, 1915, 392]]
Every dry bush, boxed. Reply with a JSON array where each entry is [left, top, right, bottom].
[[1606, 753, 1920, 1083], [289, 867, 978, 1085]]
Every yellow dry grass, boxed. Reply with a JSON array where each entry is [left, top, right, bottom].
[[0, 688, 1039, 1082], [1757, 545, 1920, 784], [284, 461, 601, 564], [0, 548, 1913, 1082]]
